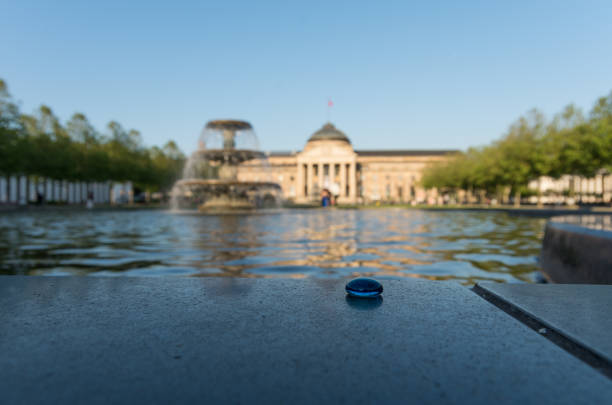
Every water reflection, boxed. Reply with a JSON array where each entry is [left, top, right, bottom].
[[0, 209, 546, 284], [552, 215, 612, 232], [345, 295, 383, 310]]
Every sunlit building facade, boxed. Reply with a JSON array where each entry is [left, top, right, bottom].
[[238, 123, 456, 204]]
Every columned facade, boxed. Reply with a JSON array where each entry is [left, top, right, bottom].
[[294, 124, 358, 203], [237, 122, 455, 204]]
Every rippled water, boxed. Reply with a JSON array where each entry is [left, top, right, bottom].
[[0, 208, 546, 284]]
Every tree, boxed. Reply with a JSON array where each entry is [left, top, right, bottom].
[[66, 113, 98, 145], [420, 98, 612, 206], [0, 79, 21, 130], [0, 80, 23, 176], [493, 110, 549, 206]]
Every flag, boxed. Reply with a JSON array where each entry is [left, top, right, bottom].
[[328, 99, 333, 107]]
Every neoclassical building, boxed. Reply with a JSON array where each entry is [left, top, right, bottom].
[[238, 123, 456, 204]]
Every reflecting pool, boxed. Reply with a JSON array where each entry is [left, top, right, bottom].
[[0, 209, 546, 284]]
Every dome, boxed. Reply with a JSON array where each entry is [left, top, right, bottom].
[[307, 122, 351, 144]]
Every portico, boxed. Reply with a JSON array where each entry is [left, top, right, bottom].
[[237, 122, 456, 204], [295, 123, 358, 203]]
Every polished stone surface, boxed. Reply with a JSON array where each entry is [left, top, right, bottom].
[[1, 276, 611, 404], [476, 282, 612, 363]]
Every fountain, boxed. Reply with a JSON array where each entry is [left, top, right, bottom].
[[171, 120, 282, 211]]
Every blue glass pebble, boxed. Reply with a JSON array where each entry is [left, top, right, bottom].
[[345, 278, 383, 298]]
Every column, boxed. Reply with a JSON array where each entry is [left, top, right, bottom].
[[18, 176, 26, 205], [29, 178, 36, 203], [340, 163, 347, 198], [307, 163, 314, 199], [9, 176, 17, 203], [0, 176, 6, 203], [330, 163, 336, 187], [75, 182, 80, 204], [296, 163, 304, 199], [128, 181, 134, 204], [63, 180, 68, 202], [349, 162, 357, 201], [317, 162, 324, 192], [596, 174, 603, 195], [46, 179, 52, 202], [96, 183, 101, 203]]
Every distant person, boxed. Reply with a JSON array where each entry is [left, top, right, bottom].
[[86, 192, 94, 209], [321, 189, 331, 207], [36, 192, 44, 205]]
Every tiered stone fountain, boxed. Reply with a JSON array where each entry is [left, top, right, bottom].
[[171, 120, 281, 211]]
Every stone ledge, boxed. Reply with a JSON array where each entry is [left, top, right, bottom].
[[1, 276, 611, 404], [540, 215, 612, 283], [474, 282, 612, 377]]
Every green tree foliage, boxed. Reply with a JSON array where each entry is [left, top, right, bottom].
[[422, 91, 612, 203], [0, 80, 24, 175], [0, 79, 185, 191]]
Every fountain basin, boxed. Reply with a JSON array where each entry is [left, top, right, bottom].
[[173, 179, 281, 211], [540, 215, 612, 283], [192, 149, 266, 165], [171, 119, 281, 211]]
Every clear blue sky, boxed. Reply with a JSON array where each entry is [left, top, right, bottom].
[[1, 0, 611, 154]]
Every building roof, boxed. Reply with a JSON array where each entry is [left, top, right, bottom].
[[265, 149, 458, 157], [307, 123, 351, 144], [355, 149, 459, 156], [266, 151, 296, 157]]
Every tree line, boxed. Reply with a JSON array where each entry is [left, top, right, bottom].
[[421, 91, 612, 205], [0, 79, 185, 193]]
